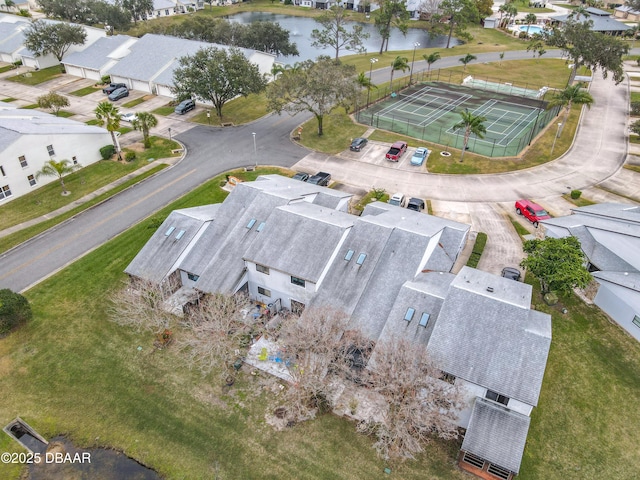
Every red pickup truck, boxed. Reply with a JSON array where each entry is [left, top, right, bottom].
[[385, 141, 408, 161], [515, 199, 551, 227]]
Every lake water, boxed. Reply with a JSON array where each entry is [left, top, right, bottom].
[[228, 12, 460, 64]]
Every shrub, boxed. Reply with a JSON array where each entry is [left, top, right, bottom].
[[284, 0, 293, 4], [0, 289, 32, 335], [101, 74, 111, 84], [100, 144, 115, 160], [466, 232, 488, 268], [570, 190, 582, 199], [631, 119, 640, 136], [631, 102, 640, 116], [125, 151, 136, 162], [519, 31, 528, 39]]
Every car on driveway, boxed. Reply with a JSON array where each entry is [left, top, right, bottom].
[[350, 137, 368, 152], [385, 141, 408, 161], [501, 267, 522, 281], [108, 87, 129, 101], [174, 99, 196, 114], [292, 172, 310, 182], [388, 192, 407, 208], [120, 112, 137, 123], [407, 198, 425, 212], [515, 199, 550, 227], [307, 172, 331, 186], [410, 147, 429, 166], [102, 82, 127, 94]]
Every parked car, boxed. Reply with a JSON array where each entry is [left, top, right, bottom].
[[501, 267, 522, 281], [107, 87, 129, 101], [385, 141, 408, 161], [174, 99, 195, 115], [407, 197, 425, 212], [388, 192, 407, 208], [120, 112, 137, 123], [292, 172, 310, 182], [515, 199, 551, 227], [410, 147, 429, 166], [307, 172, 331, 186], [102, 82, 127, 94], [350, 137, 368, 152]]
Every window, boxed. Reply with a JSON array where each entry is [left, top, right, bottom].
[[356, 253, 367, 265], [256, 264, 269, 275], [440, 372, 456, 384], [486, 390, 509, 406], [27, 174, 37, 187], [0, 185, 12, 200], [462, 452, 485, 469], [404, 307, 415, 322], [175, 230, 186, 240], [0, 165, 5, 176], [19, 155, 27, 168], [344, 249, 354, 261], [257, 286, 271, 297], [187, 273, 199, 282], [256, 222, 266, 232], [246, 218, 256, 229], [633, 315, 640, 329], [72, 156, 78, 165], [46, 145, 55, 157], [487, 464, 511, 480], [419, 312, 430, 327], [165, 226, 175, 236], [291, 276, 305, 288]]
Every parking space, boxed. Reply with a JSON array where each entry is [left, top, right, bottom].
[[338, 141, 430, 172]]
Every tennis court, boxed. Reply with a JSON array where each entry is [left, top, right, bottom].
[[356, 82, 560, 158]]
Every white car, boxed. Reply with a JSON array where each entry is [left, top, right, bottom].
[[388, 192, 407, 208], [120, 112, 137, 123]]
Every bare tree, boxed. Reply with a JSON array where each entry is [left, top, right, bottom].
[[108, 279, 176, 334], [177, 293, 254, 377], [359, 336, 462, 460]]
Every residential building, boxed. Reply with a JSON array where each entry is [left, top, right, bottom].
[[0, 106, 112, 203], [62, 35, 137, 81], [0, 15, 28, 63], [543, 203, 640, 342], [550, 7, 632, 35], [614, 5, 640, 22]]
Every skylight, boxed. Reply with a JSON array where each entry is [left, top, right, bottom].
[[165, 226, 175, 236], [404, 308, 415, 322], [246, 219, 256, 229], [256, 222, 266, 232], [419, 312, 430, 327], [175, 230, 186, 240], [356, 253, 367, 265], [344, 249, 354, 261]]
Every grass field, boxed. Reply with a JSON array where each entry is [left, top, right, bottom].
[[70, 86, 101, 97], [6, 66, 62, 85], [1, 168, 639, 480]]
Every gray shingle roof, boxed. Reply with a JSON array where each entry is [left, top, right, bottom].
[[62, 35, 133, 70], [0, 20, 27, 54], [461, 398, 531, 474], [550, 11, 631, 31], [427, 267, 552, 406], [124, 206, 219, 283], [592, 271, 640, 291], [243, 203, 354, 283]]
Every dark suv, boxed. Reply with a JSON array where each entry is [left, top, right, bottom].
[[174, 99, 196, 114], [103, 83, 127, 94], [407, 198, 425, 212], [307, 172, 331, 186], [350, 137, 368, 152]]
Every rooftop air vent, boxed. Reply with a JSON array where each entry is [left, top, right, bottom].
[[486, 286, 494, 293]]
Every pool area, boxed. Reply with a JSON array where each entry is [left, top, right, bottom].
[[516, 24, 545, 35]]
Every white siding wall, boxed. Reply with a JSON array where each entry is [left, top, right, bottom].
[[0, 131, 112, 203], [246, 261, 316, 310], [594, 281, 640, 341]]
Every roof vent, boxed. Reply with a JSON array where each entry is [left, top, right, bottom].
[[486, 286, 494, 293]]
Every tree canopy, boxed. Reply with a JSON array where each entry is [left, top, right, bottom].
[[37, 91, 69, 116], [35, 159, 81, 195], [266, 56, 358, 136], [131, 112, 158, 148], [173, 47, 267, 118], [374, 0, 409, 54], [0, 289, 32, 335], [121, 0, 153, 24], [94, 101, 122, 154], [453, 108, 486, 162], [520, 236, 592, 295], [436, 0, 479, 48], [311, 6, 369, 61], [547, 84, 594, 130], [37, 0, 131, 30], [23, 20, 87, 62]]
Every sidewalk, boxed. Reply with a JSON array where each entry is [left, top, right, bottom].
[[0, 155, 182, 239]]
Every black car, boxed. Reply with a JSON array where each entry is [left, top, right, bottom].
[[102, 83, 127, 94], [501, 267, 522, 281], [107, 87, 129, 101], [307, 172, 331, 186], [292, 172, 310, 182], [407, 198, 425, 212], [350, 137, 368, 152], [174, 99, 196, 114]]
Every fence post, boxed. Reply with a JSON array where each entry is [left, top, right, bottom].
[[491, 139, 496, 157]]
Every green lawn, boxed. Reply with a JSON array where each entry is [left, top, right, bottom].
[[6, 66, 63, 85], [631, 92, 640, 103], [1, 97, 17, 102], [151, 104, 176, 116], [0, 64, 16, 73], [123, 97, 148, 108], [190, 92, 269, 126], [562, 193, 596, 207], [57, 110, 74, 118], [298, 109, 368, 154], [70, 86, 102, 97], [1, 167, 639, 480]]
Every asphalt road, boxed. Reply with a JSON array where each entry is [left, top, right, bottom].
[[0, 111, 310, 292]]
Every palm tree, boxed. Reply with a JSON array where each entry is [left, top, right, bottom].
[[422, 52, 441, 75], [132, 112, 158, 148], [499, 3, 518, 28], [357, 71, 377, 91], [524, 13, 537, 36], [389, 55, 409, 93], [35, 159, 81, 195], [94, 101, 121, 156], [570, 5, 589, 21], [2, 0, 15, 12], [547, 84, 595, 134], [452, 109, 487, 163], [458, 53, 477, 72]]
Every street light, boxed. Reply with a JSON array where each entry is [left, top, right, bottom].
[[252, 132, 257, 168], [367, 57, 378, 108], [409, 42, 420, 85], [550, 122, 562, 157]]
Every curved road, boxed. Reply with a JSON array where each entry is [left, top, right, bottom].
[[0, 49, 631, 291]]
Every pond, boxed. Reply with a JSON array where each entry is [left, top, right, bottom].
[[228, 12, 460, 64]]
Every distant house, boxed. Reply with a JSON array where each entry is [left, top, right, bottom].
[[614, 5, 640, 22], [0, 15, 28, 63], [0, 107, 112, 203], [550, 7, 632, 35], [543, 203, 640, 342]]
